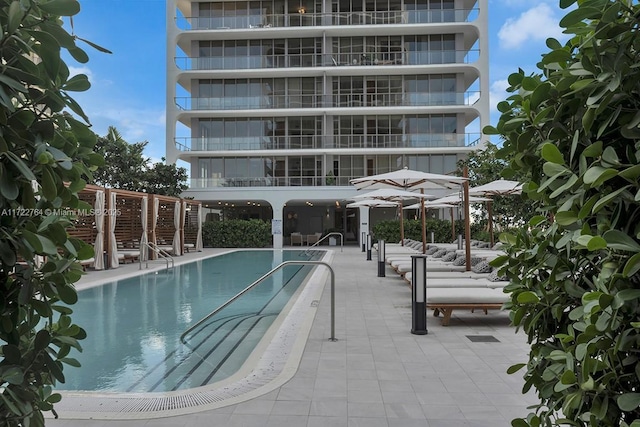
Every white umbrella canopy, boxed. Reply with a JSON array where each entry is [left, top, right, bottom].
[[468, 179, 523, 246], [352, 188, 434, 201], [426, 194, 491, 206], [346, 199, 400, 208], [350, 167, 467, 190], [404, 195, 490, 210], [403, 203, 456, 210], [468, 179, 523, 196]]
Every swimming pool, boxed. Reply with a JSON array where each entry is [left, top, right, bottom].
[[57, 250, 324, 393]]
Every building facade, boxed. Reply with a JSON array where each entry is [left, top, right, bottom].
[[166, 0, 489, 248]]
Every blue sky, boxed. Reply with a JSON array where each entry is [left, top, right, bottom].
[[67, 0, 570, 164]]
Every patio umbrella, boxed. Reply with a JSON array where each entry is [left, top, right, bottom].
[[346, 199, 400, 208], [406, 195, 491, 243], [350, 167, 468, 256], [469, 179, 523, 246], [352, 188, 433, 246]]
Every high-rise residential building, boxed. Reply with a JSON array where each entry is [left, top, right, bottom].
[[166, 0, 489, 248]]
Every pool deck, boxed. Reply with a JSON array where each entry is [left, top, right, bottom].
[[48, 246, 537, 427]]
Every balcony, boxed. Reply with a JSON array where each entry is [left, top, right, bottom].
[[175, 133, 480, 152], [174, 91, 480, 110], [175, 94, 323, 110], [174, 50, 478, 71], [175, 9, 479, 31], [189, 175, 357, 188]]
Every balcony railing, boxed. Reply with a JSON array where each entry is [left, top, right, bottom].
[[175, 9, 479, 31], [175, 91, 480, 110], [175, 133, 481, 152], [176, 94, 323, 110], [189, 176, 361, 188], [175, 50, 478, 70]]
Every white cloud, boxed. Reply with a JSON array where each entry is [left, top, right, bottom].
[[490, 79, 510, 111], [89, 107, 165, 142], [498, 4, 564, 49], [74, 102, 167, 161], [68, 65, 93, 82], [488, 79, 511, 136]]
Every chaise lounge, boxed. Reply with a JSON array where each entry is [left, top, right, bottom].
[[425, 287, 509, 326]]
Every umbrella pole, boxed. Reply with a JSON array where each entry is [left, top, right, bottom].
[[421, 189, 426, 254], [463, 166, 472, 272], [487, 200, 494, 247], [399, 200, 405, 245], [450, 207, 455, 241]]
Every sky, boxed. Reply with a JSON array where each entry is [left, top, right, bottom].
[[66, 0, 571, 165]]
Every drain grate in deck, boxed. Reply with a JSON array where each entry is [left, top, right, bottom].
[[466, 335, 500, 343]]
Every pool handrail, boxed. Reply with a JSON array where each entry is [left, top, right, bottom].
[[180, 260, 337, 343], [304, 232, 343, 254], [140, 241, 175, 270]]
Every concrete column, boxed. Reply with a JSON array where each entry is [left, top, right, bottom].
[[272, 202, 284, 249]]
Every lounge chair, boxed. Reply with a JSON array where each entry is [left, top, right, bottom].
[[156, 239, 175, 254], [404, 272, 507, 288], [306, 232, 322, 245], [290, 232, 304, 246], [80, 257, 95, 270], [117, 241, 141, 263], [425, 287, 509, 326]]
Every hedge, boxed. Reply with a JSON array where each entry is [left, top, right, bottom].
[[202, 219, 272, 248], [372, 219, 486, 243]]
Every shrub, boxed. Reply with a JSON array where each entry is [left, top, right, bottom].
[[203, 219, 272, 248], [487, 1, 640, 425], [0, 1, 106, 424], [372, 219, 486, 243]]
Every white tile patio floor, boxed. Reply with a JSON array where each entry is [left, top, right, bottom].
[[47, 246, 537, 427]]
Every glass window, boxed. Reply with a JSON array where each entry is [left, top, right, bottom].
[[430, 155, 444, 174], [443, 115, 457, 133], [236, 119, 248, 138], [443, 155, 457, 174], [211, 158, 223, 177], [248, 158, 264, 176], [224, 121, 236, 138], [211, 120, 223, 138], [198, 158, 210, 178]]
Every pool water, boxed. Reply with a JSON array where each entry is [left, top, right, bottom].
[[57, 250, 322, 393]]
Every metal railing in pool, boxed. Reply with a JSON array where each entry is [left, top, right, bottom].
[[139, 241, 174, 270], [304, 232, 343, 254], [180, 260, 337, 343]]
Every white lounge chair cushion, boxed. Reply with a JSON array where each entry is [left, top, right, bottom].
[[395, 263, 469, 274], [404, 273, 508, 288], [426, 287, 509, 304]]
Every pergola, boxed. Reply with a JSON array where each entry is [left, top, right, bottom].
[[67, 184, 203, 268]]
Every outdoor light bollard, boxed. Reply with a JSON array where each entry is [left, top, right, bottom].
[[430, 231, 435, 244], [457, 234, 463, 250], [377, 239, 386, 277], [411, 255, 428, 335], [366, 234, 372, 261], [361, 231, 366, 252]]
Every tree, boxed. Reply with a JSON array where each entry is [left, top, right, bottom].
[[456, 142, 534, 230], [0, 0, 107, 425], [92, 126, 148, 192], [93, 127, 188, 197], [486, 0, 640, 425], [144, 158, 189, 198]]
